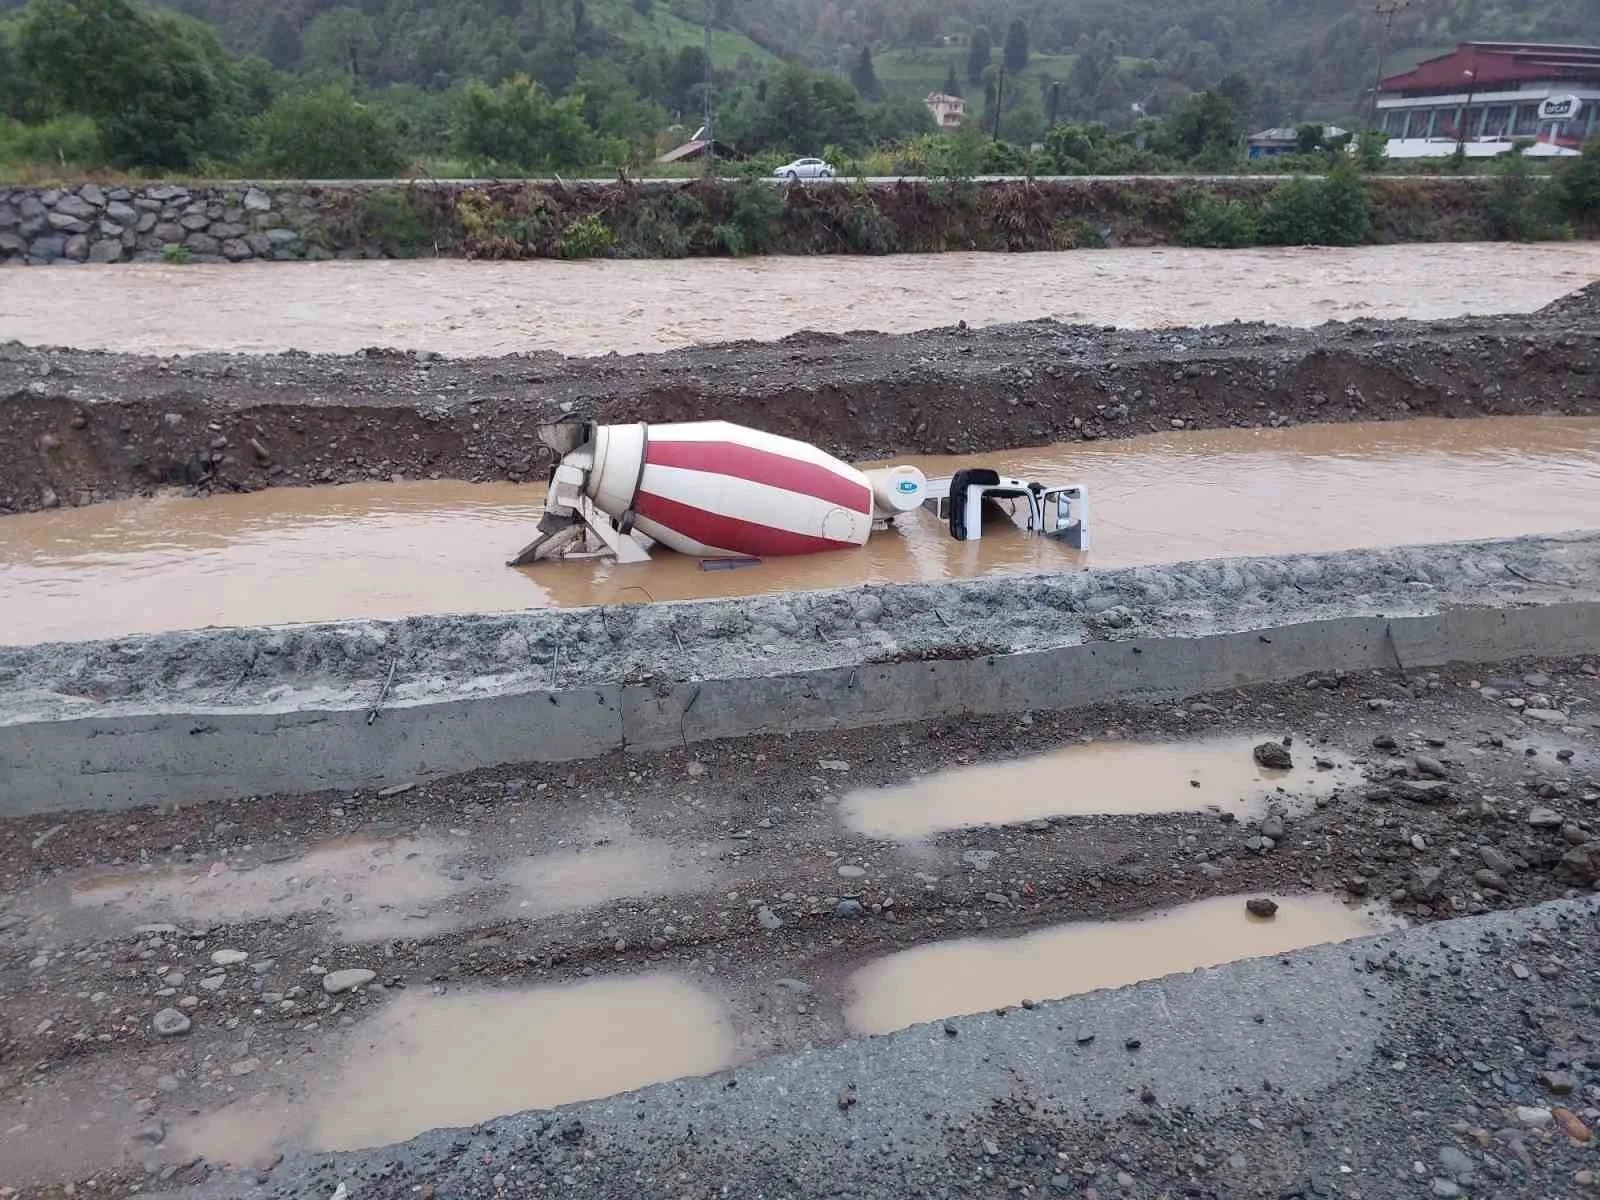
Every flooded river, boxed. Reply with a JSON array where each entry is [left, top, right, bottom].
[[1, 244, 1595, 357], [2, 416, 1598, 644]]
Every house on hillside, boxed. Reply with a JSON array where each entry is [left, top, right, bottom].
[[1379, 42, 1600, 158], [924, 93, 966, 129], [1247, 126, 1348, 158], [655, 138, 746, 165]]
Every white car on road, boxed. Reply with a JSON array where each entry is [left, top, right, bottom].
[[774, 157, 835, 181]]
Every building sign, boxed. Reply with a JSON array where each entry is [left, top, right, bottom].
[[1538, 95, 1583, 121]]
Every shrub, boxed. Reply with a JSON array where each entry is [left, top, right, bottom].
[[1317, 158, 1373, 245], [557, 212, 614, 258], [357, 189, 432, 256], [842, 202, 897, 253], [161, 243, 191, 264], [0, 114, 102, 168], [1488, 152, 1569, 241], [251, 86, 404, 178], [1554, 137, 1600, 222], [1258, 176, 1325, 244], [1258, 162, 1371, 246], [718, 178, 784, 255], [1179, 192, 1259, 248]]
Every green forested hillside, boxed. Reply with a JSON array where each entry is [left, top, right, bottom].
[[0, 0, 1596, 180], [6, 0, 1594, 123]]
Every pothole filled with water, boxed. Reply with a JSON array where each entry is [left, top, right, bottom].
[[172, 974, 736, 1162], [842, 893, 1397, 1036], [838, 735, 1359, 838]]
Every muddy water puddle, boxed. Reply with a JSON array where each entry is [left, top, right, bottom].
[[839, 735, 1357, 838], [4, 416, 1600, 643], [2, 244, 1595, 356], [170, 975, 735, 1163], [843, 893, 1395, 1036], [53, 830, 716, 941]]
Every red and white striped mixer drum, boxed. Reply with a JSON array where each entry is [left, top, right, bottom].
[[584, 421, 879, 557]]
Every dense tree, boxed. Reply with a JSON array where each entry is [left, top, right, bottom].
[[720, 63, 870, 153], [849, 44, 880, 99], [1152, 86, 1242, 165], [263, 9, 300, 69], [942, 60, 960, 98], [252, 84, 404, 176], [0, 18, 30, 119], [303, 6, 378, 81], [451, 73, 597, 171], [905, 7, 936, 45], [1003, 18, 1028, 71], [965, 25, 989, 85], [17, 0, 224, 166], [869, 93, 933, 141]]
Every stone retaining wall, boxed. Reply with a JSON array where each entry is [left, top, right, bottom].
[[0, 182, 313, 265], [0, 174, 1576, 264]]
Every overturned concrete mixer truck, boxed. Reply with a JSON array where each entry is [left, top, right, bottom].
[[509, 419, 1088, 566]]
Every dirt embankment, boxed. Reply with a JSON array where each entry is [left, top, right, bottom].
[[2, 286, 1598, 514]]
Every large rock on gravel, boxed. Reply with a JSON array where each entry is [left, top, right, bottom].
[[1557, 844, 1600, 885], [1526, 806, 1564, 829], [1480, 845, 1518, 874], [322, 968, 376, 995], [1252, 741, 1293, 770], [152, 1008, 191, 1037], [1409, 865, 1446, 901], [1394, 779, 1452, 804]]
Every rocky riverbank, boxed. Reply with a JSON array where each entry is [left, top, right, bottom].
[[0, 173, 1565, 265]]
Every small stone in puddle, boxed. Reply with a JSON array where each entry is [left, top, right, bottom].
[[1252, 741, 1293, 770], [322, 968, 377, 995], [1246, 898, 1279, 919]]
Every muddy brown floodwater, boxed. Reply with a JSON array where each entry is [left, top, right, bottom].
[[1, 245, 1597, 356], [842, 893, 1397, 1036], [3, 416, 1599, 644]]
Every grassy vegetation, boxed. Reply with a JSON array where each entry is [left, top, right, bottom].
[[582, 0, 778, 66], [872, 48, 1085, 100]]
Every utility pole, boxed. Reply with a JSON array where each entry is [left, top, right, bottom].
[[1047, 81, 1061, 129], [992, 65, 1006, 142], [1454, 66, 1478, 158], [1369, 0, 1411, 133], [702, 0, 715, 175]]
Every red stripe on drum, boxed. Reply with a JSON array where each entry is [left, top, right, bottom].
[[645, 440, 871, 514], [635, 492, 858, 557]]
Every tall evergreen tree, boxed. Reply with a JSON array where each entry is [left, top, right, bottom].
[[942, 60, 961, 97], [1003, 19, 1029, 71], [264, 10, 302, 70], [965, 26, 990, 84], [849, 44, 880, 100]]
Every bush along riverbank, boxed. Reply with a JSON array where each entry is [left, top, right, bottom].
[[2, 166, 1595, 264]]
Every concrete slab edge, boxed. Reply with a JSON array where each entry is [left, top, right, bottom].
[[3, 597, 1596, 815]]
